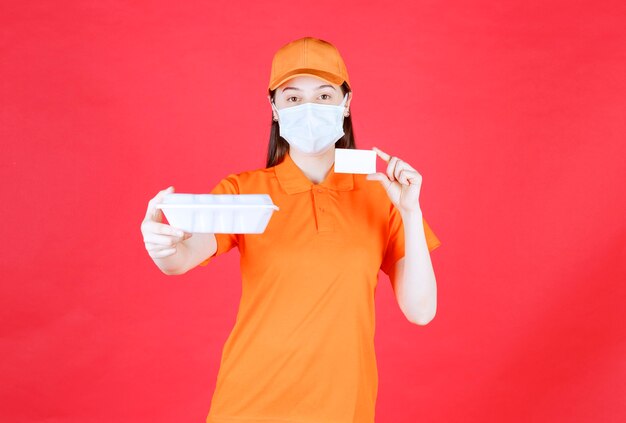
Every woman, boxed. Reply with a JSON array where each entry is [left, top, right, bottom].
[[141, 36, 441, 423]]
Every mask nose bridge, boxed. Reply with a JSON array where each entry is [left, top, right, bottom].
[[303, 103, 316, 137]]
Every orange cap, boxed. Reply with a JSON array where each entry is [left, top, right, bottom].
[[268, 37, 351, 93]]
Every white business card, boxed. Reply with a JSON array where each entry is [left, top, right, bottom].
[[334, 148, 377, 174]]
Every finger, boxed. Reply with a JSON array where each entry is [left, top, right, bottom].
[[145, 242, 176, 253], [150, 186, 175, 218], [141, 223, 181, 244], [144, 242, 161, 252], [372, 146, 391, 162], [155, 222, 185, 237], [143, 220, 185, 238], [393, 159, 417, 173], [145, 235, 189, 249], [397, 168, 419, 186], [144, 186, 175, 221], [397, 169, 408, 185], [405, 170, 422, 185], [393, 161, 416, 183], [144, 232, 182, 247], [150, 248, 177, 259], [407, 173, 421, 184], [386, 156, 400, 182]]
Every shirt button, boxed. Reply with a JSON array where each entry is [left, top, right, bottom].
[[316, 188, 323, 193]]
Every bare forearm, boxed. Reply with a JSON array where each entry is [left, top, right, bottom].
[[397, 209, 437, 324]]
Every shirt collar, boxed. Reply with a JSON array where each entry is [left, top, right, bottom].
[[274, 150, 355, 194]]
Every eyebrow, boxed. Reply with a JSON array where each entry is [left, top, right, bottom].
[[281, 84, 337, 93]]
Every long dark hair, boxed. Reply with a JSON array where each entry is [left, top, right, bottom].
[[266, 81, 357, 168]]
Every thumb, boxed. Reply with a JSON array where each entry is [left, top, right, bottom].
[[366, 172, 393, 191]]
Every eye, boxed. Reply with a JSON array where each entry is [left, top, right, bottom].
[[320, 94, 331, 100], [286, 96, 299, 102]]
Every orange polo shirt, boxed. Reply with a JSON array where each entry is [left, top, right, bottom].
[[201, 150, 441, 423]]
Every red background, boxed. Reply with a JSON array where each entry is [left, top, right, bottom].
[[2, 1, 625, 422]]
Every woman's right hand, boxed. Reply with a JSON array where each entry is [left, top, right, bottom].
[[141, 186, 192, 260]]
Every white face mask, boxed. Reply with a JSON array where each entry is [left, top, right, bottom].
[[272, 93, 348, 155]]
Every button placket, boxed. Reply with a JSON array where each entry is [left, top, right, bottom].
[[312, 187, 333, 232]]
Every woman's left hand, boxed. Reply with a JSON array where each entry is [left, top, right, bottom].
[[366, 147, 422, 214]]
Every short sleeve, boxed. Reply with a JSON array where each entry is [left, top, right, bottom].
[[198, 174, 241, 267], [380, 203, 442, 276]]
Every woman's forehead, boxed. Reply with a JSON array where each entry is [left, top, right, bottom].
[[277, 75, 339, 92]]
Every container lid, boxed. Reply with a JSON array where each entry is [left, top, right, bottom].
[[156, 193, 279, 210]]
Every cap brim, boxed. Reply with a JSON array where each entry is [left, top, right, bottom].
[[268, 71, 345, 92]]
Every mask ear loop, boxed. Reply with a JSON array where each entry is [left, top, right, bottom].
[[341, 92, 349, 116], [340, 93, 348, 106]]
